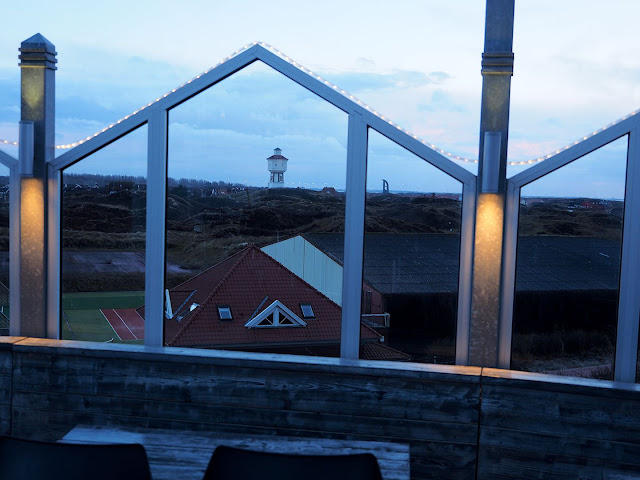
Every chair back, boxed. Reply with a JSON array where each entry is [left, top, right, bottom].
[[0, 436, 152, 480], [203, 445, 384, 480]]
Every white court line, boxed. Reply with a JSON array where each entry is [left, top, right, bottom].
[[114, 309, 138, 340], [101, 309, 123, 341]]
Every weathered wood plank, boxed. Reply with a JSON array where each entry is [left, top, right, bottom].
[[480, 384, 640, 442], [11, 390, 478, 444], [478, 370, 640, 480], [409, 441, 477, 480], [478, 444, 639, 480], [482, 368, 640, 398], [12, 353, 479, 424], [0, 339, 19, 436], [62, 425, 411, 480], [13, 338, 482, 381], [480, 426, 640, 467]]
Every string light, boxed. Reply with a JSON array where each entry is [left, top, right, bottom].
[[1, 42, 639, 169]]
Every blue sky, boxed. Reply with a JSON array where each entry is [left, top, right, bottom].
[[1, 1, 639, 198]]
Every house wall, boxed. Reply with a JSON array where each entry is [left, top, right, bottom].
[[1, 337, 640, 480], [262, 236, 343, 305]]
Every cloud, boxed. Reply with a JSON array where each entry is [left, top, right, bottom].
[[418, 90, 465, 113], [328, 69, 451, 93]]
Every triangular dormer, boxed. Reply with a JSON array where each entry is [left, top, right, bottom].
[[245, 300, 307, 329]]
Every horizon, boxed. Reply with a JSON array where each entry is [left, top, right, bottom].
[[1, 2, 638, 199]]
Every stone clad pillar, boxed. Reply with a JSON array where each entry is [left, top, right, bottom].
[[13, 34, 56, 337], [467, 0, 515, 367]]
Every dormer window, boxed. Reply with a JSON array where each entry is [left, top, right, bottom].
[[245, 300, 307, 329], [217, 305, 232, 320], [300, 303, 315, 319]]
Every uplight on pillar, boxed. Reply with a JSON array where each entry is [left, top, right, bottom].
[[481, 132, 501, 193], [19, 121, 34, 177]]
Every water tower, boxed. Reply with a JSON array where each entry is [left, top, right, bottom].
[[267, 147, 288, 188]]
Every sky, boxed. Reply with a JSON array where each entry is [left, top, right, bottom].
[[1, 1, 639, 198]]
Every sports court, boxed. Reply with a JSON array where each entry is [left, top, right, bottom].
[[101, 308, 145, 341]]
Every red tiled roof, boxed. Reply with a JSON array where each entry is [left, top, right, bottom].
[[165, 245, 380, 348]]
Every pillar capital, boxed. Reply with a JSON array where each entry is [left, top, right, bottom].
[[481, 52, 514, 76], [19, 33, 57, 70]]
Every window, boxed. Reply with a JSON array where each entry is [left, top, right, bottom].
[[300, 303, 314, 318], [245, 300, 307, 328], [217, 306, 232, 320], [0, 164, 8, 335], [61, 126, 147, 344], [364, 130, 463, 364], [510, 136, 627, 380]]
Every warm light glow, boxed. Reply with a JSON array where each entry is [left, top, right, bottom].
[[469, 193, 505, 364], [20, 177, 45, 274]]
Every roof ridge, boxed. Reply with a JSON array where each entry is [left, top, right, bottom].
[[171, 247, 247, 290], [168, 246, 253, 345]]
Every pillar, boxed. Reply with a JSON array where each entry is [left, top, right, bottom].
[[467, 1, 515, 366], [13, 34, 56, 337]]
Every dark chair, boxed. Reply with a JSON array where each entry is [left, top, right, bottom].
[[0, 435, 152, 480], [203, 445, 384, 480]]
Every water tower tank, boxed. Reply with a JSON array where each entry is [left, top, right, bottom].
[[267, 147, 288, 188]]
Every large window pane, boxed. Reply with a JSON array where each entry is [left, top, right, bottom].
[[511, 137, 627, 379], [0, 164, 9, 334], [61, 127, 147, 343], [163, 62, 374, 358], [364, 130, 463, 363]]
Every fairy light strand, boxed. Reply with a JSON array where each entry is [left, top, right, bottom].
[[0, 42, 638, 168]]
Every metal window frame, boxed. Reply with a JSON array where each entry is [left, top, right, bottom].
[[0, 150, 19, 335], [41, 44, 476, 361], [501, 115, 640, 381]]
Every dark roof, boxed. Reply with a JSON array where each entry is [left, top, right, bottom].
[[267, 154, 288, 160], [302, 233, 621, 294], [360, 342, 412, 361], [0, 281, 8, 306], [164, 245, 380, 347]]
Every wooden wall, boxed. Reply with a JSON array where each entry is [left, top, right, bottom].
[[478, 369, 640, 480], [2, 337, 640, 480], [3, 337, 481, 480], [0, 336, 23, 435]]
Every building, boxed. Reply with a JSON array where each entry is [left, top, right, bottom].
[[264, 233, 621, 338], [267, 147, 288, 188], [156, 245, 408, 360]]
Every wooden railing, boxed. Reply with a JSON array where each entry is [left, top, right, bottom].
[[1, 337, 639, 480]]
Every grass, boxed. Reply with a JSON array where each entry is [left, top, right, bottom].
[[62, 291, 145, 344], [62, 291, 145, 310], [511, 330, 616, 379]]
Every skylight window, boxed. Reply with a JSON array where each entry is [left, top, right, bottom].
[[300, 303, 314, 318], [217, 306, 232, 320]]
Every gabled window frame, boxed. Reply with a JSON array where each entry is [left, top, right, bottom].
[[245, 300, 307, 329]]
